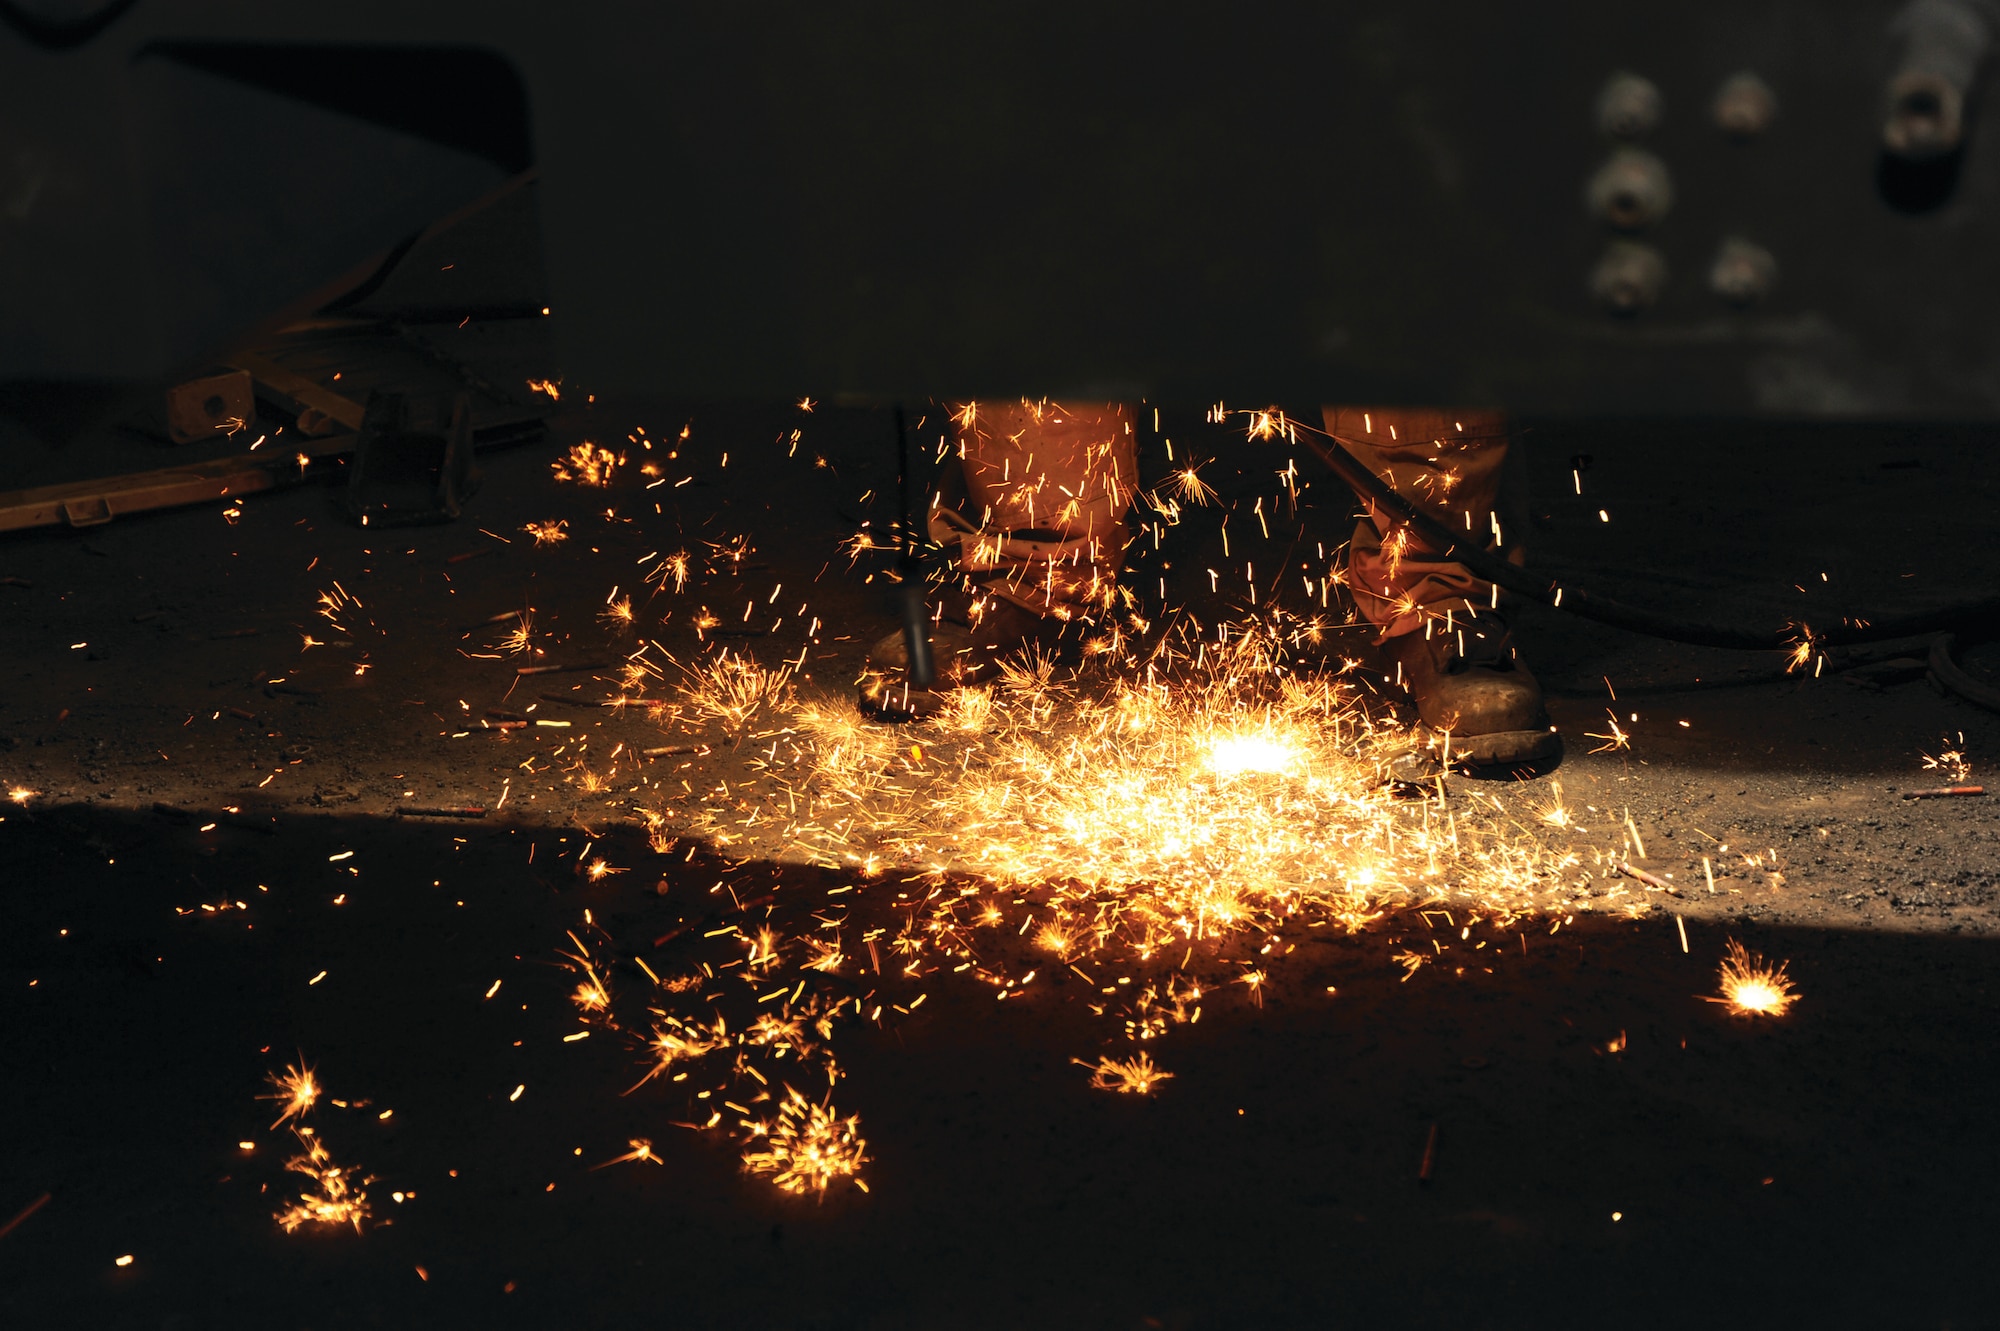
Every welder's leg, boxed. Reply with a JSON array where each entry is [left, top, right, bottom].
[[947, 400, 1138, 622], [1331, 406, 1519, 632], [861, 400, 1137, 718], [1327, 406, 1558, 768]]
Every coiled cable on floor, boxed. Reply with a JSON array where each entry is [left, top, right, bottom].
[[1299, 431, 2000, 708]]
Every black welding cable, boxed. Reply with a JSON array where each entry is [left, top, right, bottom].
[[1298, 431, 2000, 652], [1931, 634, 2000, 711]]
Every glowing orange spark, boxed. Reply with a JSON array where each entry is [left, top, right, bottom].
[[1707, 938, 1798, 1017], [590, 1138, 662, 1170], [262, 1061, 321, 1130], [1078, 1052, 1173, 1094], [740, 1088, 868, 1196], [524, 520, 569, 546], [647, 551, 692, 594], [1586, 711, 1631, 755], [552, 442, 621, 486], [1922, 737, 1973, 785], [275, 1130, 372, 1233], [1165, 463, 1219, 507]]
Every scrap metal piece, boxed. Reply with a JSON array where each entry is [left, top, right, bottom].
[[344, 389, 478, 527], [0, 446, 333, 533], [165, 369, 253, 443], [227, 350, 365, 433]]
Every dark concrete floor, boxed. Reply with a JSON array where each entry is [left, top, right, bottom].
[[2, 390, 1998, 1329]]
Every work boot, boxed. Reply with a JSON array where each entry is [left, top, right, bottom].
[[1382, 616, 1560, 769], [858, 597, 1057, 721]]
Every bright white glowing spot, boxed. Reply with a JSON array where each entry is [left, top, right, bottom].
[[1205, 731, 1298, 778]]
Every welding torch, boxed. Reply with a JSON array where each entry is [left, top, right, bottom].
[[894, 404, 935, 689]]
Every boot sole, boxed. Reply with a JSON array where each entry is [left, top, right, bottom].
[[1426, 726, 1563, 770]]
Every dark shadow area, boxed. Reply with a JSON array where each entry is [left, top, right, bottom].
[[1877, 147, 1966, 214], [143, 44, 534, 176], [2, 801, 1996, 1329]]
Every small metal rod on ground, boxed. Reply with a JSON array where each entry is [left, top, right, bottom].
[[1614, 860, 1679, 894], [517, 663, 606, 676], [1418, 1123, 1439, 1183], [0, 1192, 52, 1241], [1902, 785, 1985, 799], [395, 806, 487, 819]]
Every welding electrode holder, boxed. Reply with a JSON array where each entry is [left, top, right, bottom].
[[894, 405, 936, 690], [1299, 431, 2000, 654]]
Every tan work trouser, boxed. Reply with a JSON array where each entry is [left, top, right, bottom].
[[1325, 406, 1521, 640], [933, 400, 1138, 620]]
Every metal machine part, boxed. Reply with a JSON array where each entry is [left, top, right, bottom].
[[344, 390, 478, 528], [1708, 236, 1778, 306], [1712, 71, 1778, 139], [1586, 147, 1674, 230], [1884, 0, 1990, 160], [1595, 71, 1663, 138], [1589, 241, 1668, 313]]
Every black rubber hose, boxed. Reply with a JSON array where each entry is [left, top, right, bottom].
[[1930, 633, 2000, 711], [1301, 432, 2000, 651]]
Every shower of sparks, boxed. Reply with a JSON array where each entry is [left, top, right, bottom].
[[520, 413, 1762, 1202], [600, 595, 635, 631], [1922, 736, 1973, 785], [1533, 781, 1574, 830], [262, 1061, 321, 1130], [1707, 938, 1798, 1017], [552, 442, 623, 486], [561, 613, 1603, 1190], [740, 1088, 869, 1197], [7, 786, 36, 805], [524, 519, 569, 546], [274, 1130, 373, 1233], [677, 651, 793, 733], [1078, 1051, 1174, 1094], [748, 618, 1574, 927]]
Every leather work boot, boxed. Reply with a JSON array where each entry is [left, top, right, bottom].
[[1382, 617, 1561, 769], [858, 597, 1058, 721]]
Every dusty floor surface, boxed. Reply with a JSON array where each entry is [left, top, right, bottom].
[[4, 331, 2000, 1328]]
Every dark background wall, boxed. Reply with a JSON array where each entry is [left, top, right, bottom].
[[1, 1, 1996, 413]]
